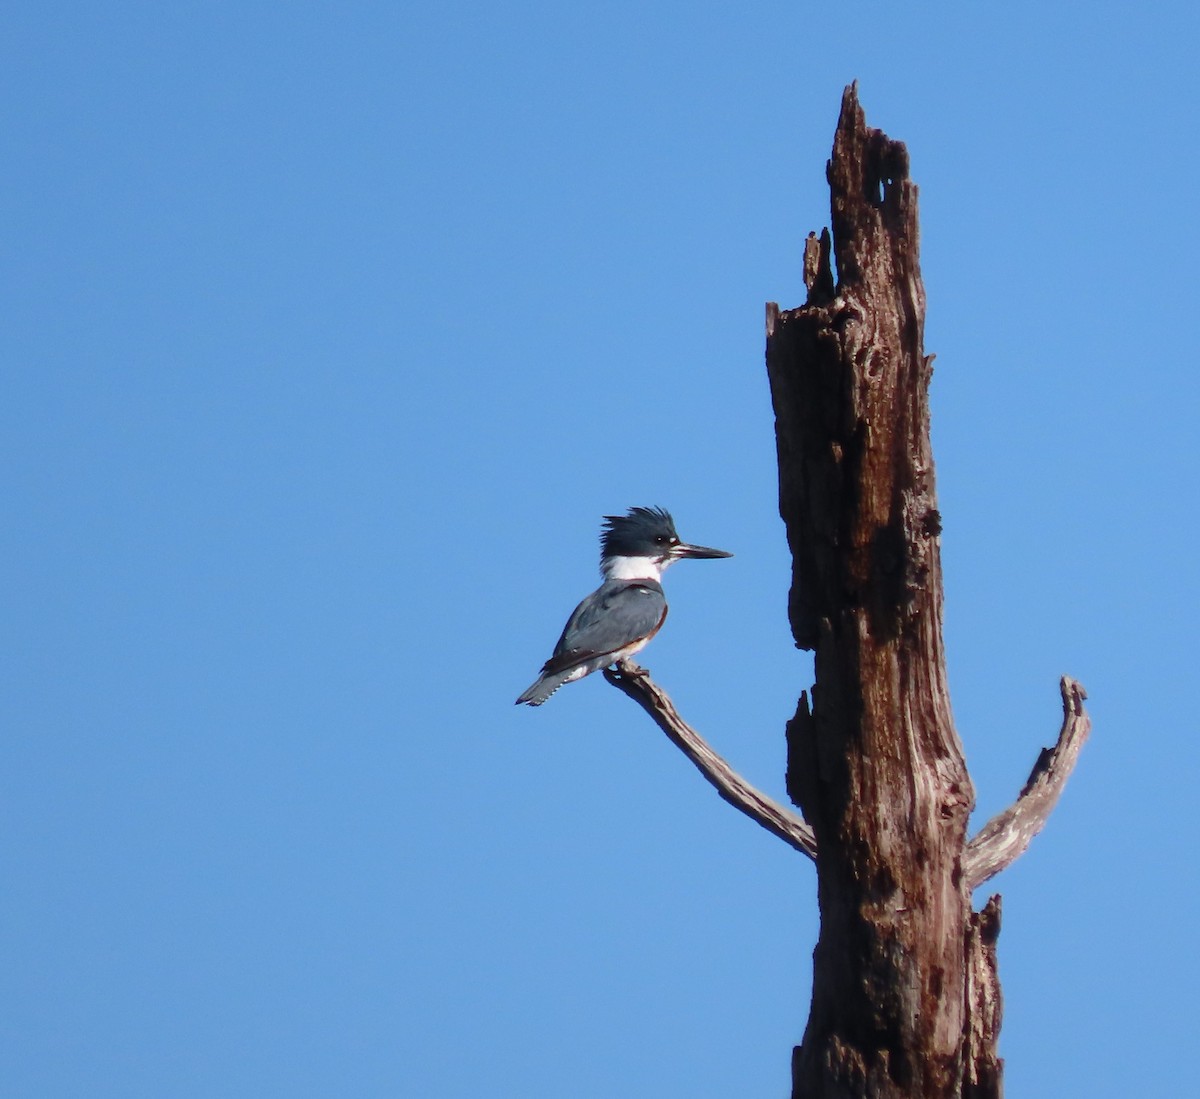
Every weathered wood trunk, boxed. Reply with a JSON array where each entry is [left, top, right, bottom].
[[765, 85, 1003, 1098]]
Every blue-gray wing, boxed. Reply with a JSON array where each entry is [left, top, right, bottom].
[[541, 579, 666, 676]]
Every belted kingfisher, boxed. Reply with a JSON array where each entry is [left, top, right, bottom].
[[515, 506, 732, 706]]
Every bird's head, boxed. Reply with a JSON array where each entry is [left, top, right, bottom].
[[599, 506, 732, 580]]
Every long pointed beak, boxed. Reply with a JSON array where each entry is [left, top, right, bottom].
[[673, 541, 733, 561]]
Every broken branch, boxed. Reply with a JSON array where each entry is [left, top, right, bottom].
[[963, 677, 1091, 890]]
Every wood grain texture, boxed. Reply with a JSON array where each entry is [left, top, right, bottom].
[[767, 84, 983, 1099]]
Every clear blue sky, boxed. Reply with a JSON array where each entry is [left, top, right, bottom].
[[4, 3, 1197, 1096]]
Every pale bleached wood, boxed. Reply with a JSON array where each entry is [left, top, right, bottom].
[[964, 678, 1091, 890], [603, 661, 818, 859]]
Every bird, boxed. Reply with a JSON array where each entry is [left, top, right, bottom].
[[516, 506, 732, 706]]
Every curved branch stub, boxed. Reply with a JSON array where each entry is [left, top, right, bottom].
[[963, 678, 1091, 890]]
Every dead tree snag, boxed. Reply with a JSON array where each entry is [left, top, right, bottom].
[[604, 83, 1090, 1098], [765, 82, 976, 1099]]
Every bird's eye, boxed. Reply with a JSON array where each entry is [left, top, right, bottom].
[[655, 535, 668, 545]]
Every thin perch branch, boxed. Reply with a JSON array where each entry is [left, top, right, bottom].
[[603, 660, 818, 859], [963, 677, 1091, 890]]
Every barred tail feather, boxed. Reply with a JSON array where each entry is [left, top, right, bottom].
[[515, 670, 573, 706]]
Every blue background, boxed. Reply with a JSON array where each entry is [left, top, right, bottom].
[[5, 3, 1197, 1096]]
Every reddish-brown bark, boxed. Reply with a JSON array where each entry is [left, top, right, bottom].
[[766, 85, 993, 1099]]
